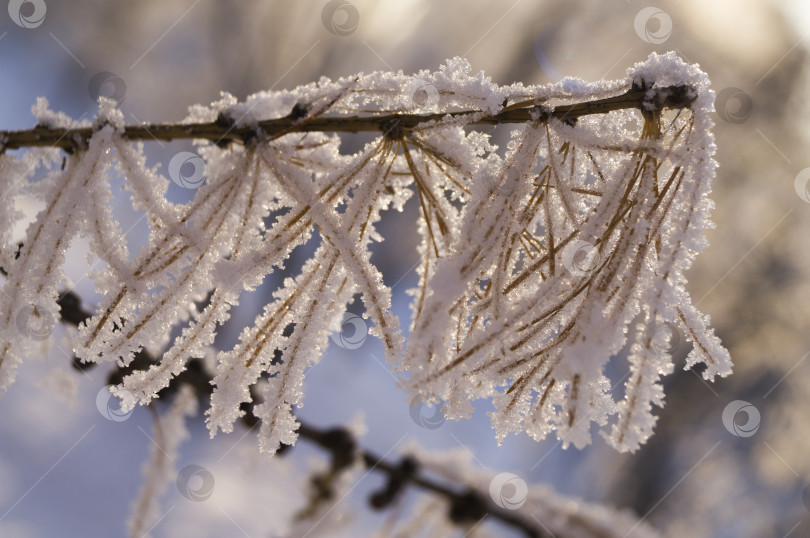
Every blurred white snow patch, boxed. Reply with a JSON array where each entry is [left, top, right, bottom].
[[0, 352, 85, 449], [36, 367, 78, 410], [161, 443, 306, 537]]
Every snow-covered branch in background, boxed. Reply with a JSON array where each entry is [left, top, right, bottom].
[[395, 441, 663, 537], [0, 52, 730, 462], [127, 386, 198, 538]]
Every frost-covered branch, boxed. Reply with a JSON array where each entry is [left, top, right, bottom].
[[0, 84, 695, 152], [127, 386, 197, 538], [0, 53, 731, 461]]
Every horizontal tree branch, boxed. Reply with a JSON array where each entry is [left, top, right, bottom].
[[0, 84, 695, 151]]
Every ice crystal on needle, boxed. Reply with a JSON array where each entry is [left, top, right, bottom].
[[0, 52, 730, 454]]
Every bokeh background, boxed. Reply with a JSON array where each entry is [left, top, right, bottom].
[[1, 0, 809, 536]]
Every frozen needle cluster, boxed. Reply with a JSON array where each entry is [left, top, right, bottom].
[[0, 52, 730, 454]]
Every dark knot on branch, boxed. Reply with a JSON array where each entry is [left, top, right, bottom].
[[381, 117, 404, 140], [632, 76, 697, 113], [369, 456, 418, 509]]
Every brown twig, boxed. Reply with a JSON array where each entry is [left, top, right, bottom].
[[0, 84, 695, 151]]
